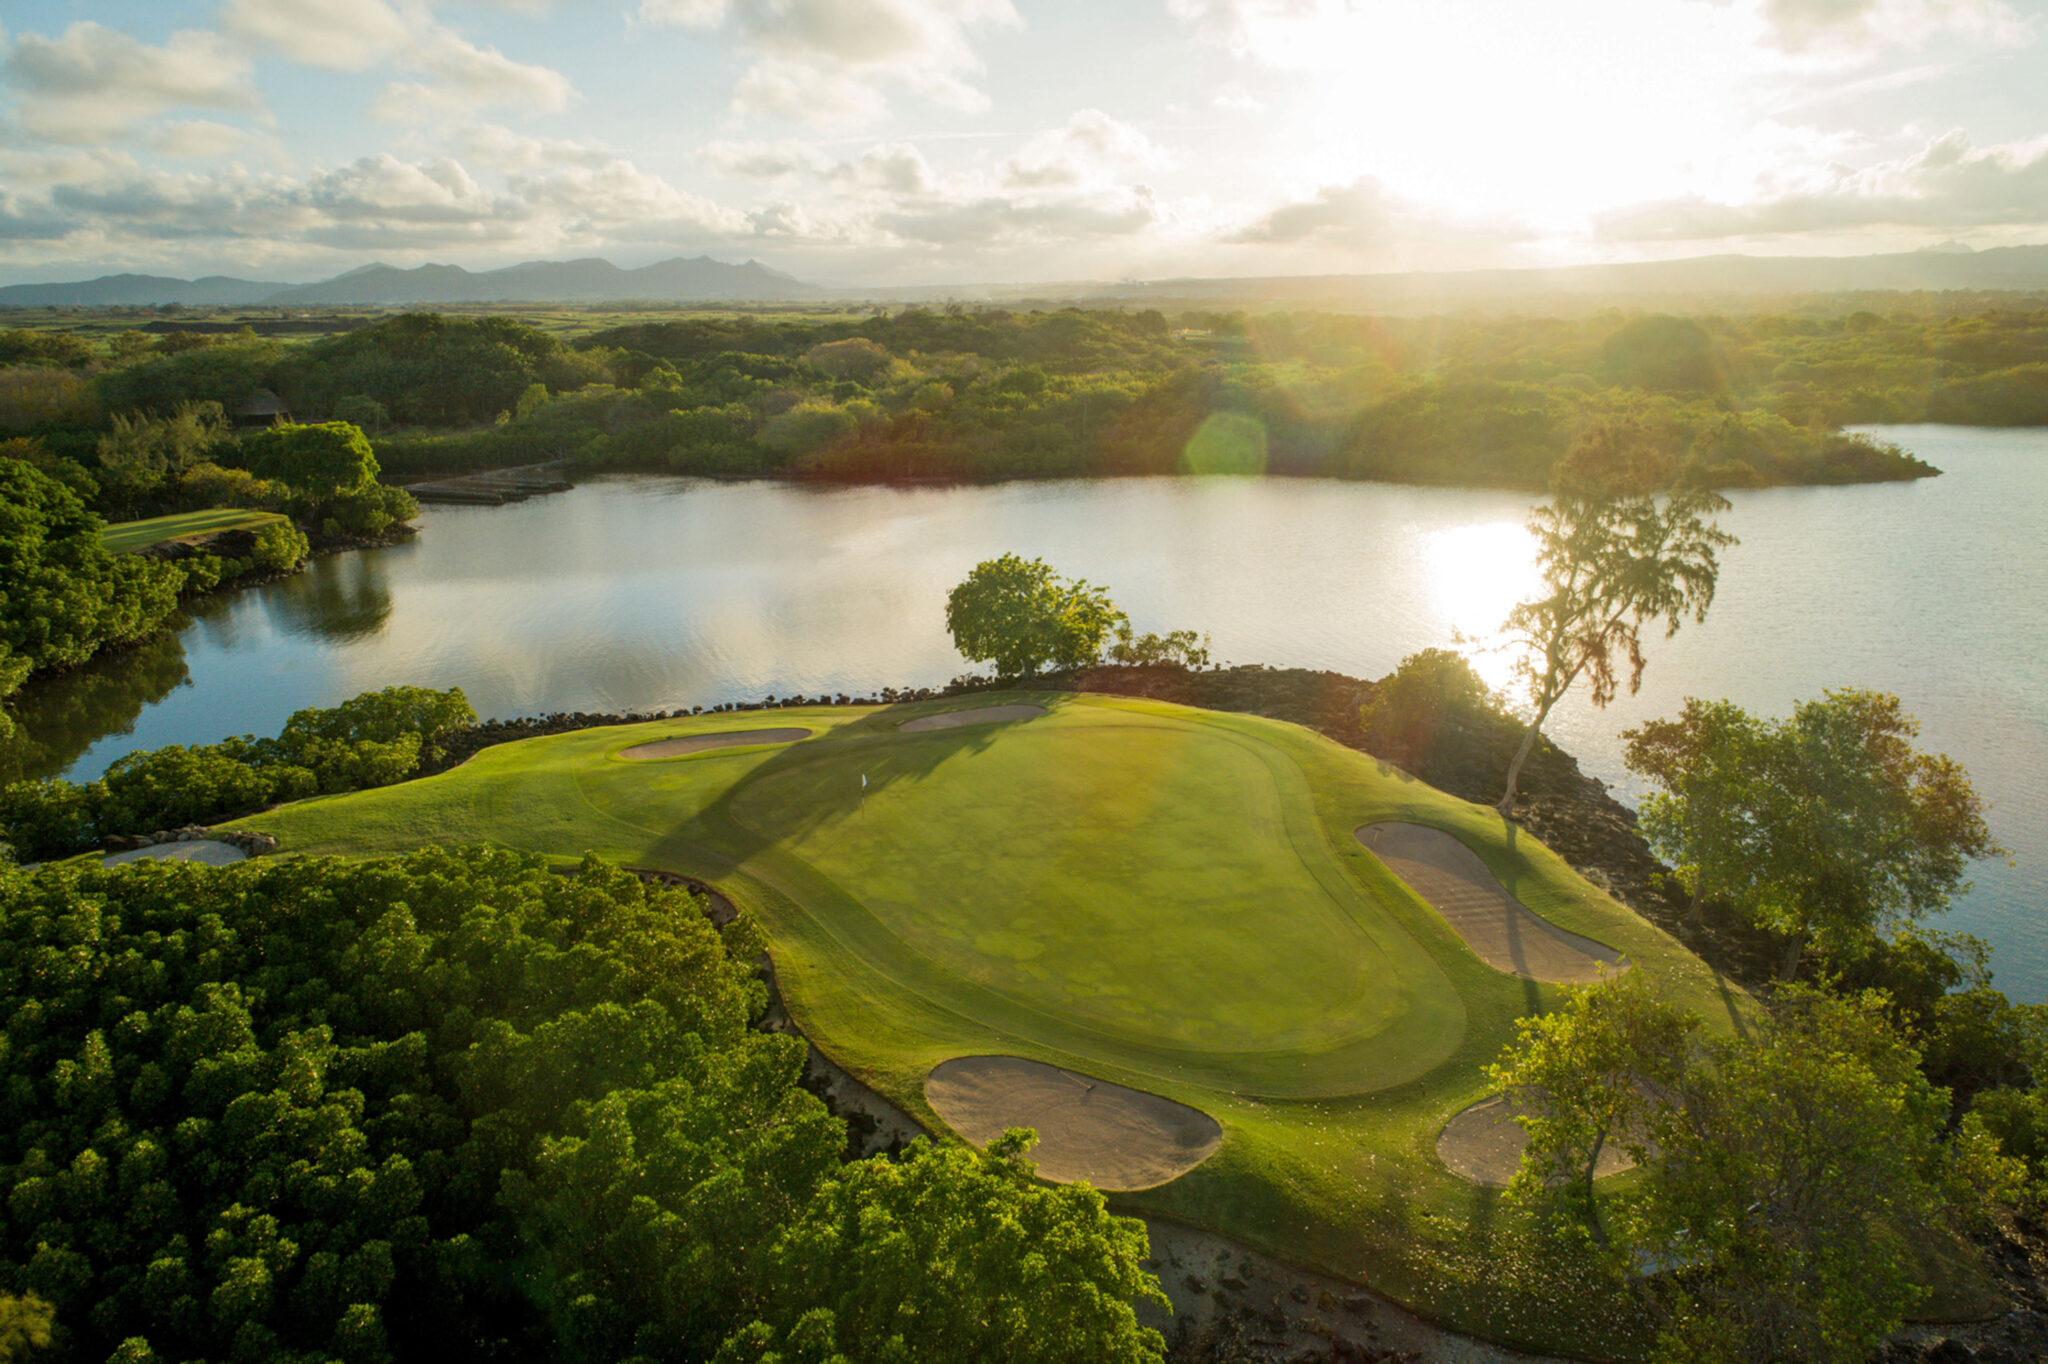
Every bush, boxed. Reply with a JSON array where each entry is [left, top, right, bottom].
[[1361, 647, 1514, 766]]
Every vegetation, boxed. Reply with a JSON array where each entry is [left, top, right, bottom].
[[10, 304, 2009, 501], [238, 694, 1735, 1353], [0, 686, 476, 861], [97, 509, 295, 556], [0, 847, 1166, 1362], [1623, 689, 2001, 976], [1358, 647, 1516, 769], [1495, 981, 2015, 1364], [945, 556, 1124, 678], [1497, 423, 1736, 812]]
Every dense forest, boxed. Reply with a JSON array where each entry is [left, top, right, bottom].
[[8, 303, 2047, 498], [0, 848, 1164, 1362]]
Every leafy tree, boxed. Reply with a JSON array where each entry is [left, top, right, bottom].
[[1105, 624, 1210, 669], [1497, 423, 1736, 813], [718, 1132, 1167, 1364], [1489, 973, 1697, 1250], [240, 421, 379, 498], [0, 457, 187, 677], [945, 554, 1128, 678], [1624, 689, 2000, 976], [1360, 648, 1513, 769], [0, 1294, 53, 1361], [1624, 988, 2018, 1364]]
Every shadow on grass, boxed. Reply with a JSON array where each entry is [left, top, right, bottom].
[[652, 693, 1071, 880]]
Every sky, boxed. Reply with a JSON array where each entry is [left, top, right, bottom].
[[1, 0, 2046, 286]]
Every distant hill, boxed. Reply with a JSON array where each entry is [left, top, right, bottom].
[[0, 273, 290, 307], [1088, 242, 2048, 311], [0, 256, 817, 307]]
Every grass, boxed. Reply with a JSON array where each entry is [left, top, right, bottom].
[[244, 692, 1748, 1356], [99, 508, 292, 554]]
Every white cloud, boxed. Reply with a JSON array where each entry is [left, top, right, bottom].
[[832, 142, 936, 194], [219, 0, 577, 124], [218, 0, 415, 71], [1226, 176, 1532, 257], [881, 186, 1161, 245], [455, 123, 618, 172], [148, 119, 266, 159], [1002, 110, 1167, 189], [638, 0, 1020, 127], [2, 22, 264, 144], [1597, 128, 2048, 239], [702, 138, 835, 179]]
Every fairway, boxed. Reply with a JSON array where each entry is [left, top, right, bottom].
[[99, 507, 293, 554], [244, 692, 1742, 1353]]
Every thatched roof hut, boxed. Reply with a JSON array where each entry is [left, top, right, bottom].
[[234, 389, 291, 428]]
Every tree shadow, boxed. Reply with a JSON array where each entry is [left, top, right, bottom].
[[647, 694, 1070, 880]]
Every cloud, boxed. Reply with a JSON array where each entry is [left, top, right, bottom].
[[831, 142, 936, 194], [638, 0, 1020, 127], [219, 0, 577, 123], [148, 120, 266, 159], [882, 186, 1160, 246], [1597, 129, 2048, 239], [1224, 176, 1534, 261], [1002, 110, 1166, 189], [455, 123, 618, 173], [1, 22, 263, 143], [702, 138, 835, 179], [218, 0, 415, 71], [1746, 0, 2030, 53]]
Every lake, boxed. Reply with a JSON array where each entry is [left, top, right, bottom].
[[12, 424, 2045, 998]]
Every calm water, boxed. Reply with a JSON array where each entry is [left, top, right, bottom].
[[13, 425, 2046, 997]]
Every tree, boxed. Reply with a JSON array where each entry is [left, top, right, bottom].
[[1497, 422, 1736, 814], [1624, 689, 2000, 977], [1360, 647, 1513, 768], [945, 554, 1127, 678], [1489, 974, 1697, 1251], [240, 421, 379, 497], [1624, 988, 2017, 1364], [718, 1132, 1167, 1364]]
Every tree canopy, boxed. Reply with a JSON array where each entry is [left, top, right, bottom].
[[1624, 688, 2001, 975], [1497, 422, 1736, 812], [944, 554, 1128, 678], [0, 848, 1169, 1363]]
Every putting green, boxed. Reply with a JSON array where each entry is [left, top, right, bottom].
[[242, 692, 1744, 1355]]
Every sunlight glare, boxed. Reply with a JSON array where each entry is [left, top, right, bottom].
[[1425, 522, 1538, 692]]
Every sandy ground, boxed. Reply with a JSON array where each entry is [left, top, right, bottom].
[[898, 703, 1048, 732], [101, 840, 248, 867], [1354, 822, 1627, 984], [1435, 1092, 1637, 1188], [618, 727, 811, 759], [925, 1055, 1222, 1190]]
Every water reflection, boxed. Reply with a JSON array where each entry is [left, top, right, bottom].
[[0, 631, 191, 783], [266, 553, 397, 642]]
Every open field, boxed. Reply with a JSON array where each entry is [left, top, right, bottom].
[[243, 692, 1745, 1354], [98, 507, 292, 554]]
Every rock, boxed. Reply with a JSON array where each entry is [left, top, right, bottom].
[[1928, 1340, 1977, 1363]]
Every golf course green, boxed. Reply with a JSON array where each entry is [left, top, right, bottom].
[[243, 692, 1743, 1352]]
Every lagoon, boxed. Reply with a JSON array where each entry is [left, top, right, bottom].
[[13, 424, 2045, 997]]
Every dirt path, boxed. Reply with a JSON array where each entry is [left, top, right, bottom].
[[1355, 822, 1627, 984]]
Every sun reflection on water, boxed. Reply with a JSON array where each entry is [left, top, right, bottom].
[[1424, 521, 1540, 693]]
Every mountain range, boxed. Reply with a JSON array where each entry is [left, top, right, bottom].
[[4, 242, 2048, 310], [0, 256, 812, 308]]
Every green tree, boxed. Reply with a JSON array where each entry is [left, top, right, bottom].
[[719, 1132, 1167, 1364], [1624, 689, 2000, 976], [1360, 647, 1513, 769], [945, 554, 1128, 678], [1489, 974, 1697, 1250], [1625, 988, 2017, 1364], [0, 1293, 54, 1361], [240, 421, 379, 497], [1497, 423, 1735, 813]]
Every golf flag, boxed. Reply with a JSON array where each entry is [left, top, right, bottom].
[[861, 773, 868, 789]]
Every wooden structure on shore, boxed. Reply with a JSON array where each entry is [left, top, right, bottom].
[[403, 460, 575, 505]]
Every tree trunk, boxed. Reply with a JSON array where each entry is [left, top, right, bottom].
[[1498, 700, 1556, 816], [1583, 1127, 1610, 1251], [1685, 885, 1704, 932], [1777, 931, 1807, 981]]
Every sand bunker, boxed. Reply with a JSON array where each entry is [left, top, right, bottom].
[[1355, 822, 1626, 983], [619, 727, 810, 759], [101, 840, 247, 868], [925, 1055, 1221, 1190], [1437, 1092, 1638, 1187], [898, 704, 1047, 732]]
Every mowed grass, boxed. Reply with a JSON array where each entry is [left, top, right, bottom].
[[246, 693, 1745, 1356], [100, 507, 292, 554]]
